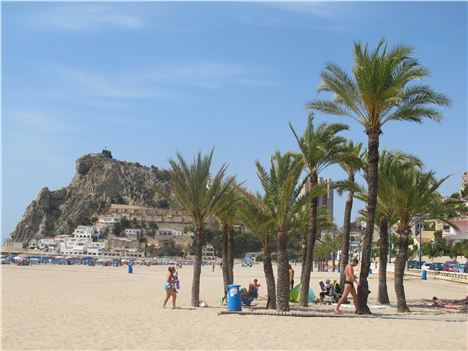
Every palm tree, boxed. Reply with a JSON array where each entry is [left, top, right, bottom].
[[291, 204, 335, 280], [242, 151, 324, 311], [314, 232, 342, 271], [238, 193, 276, 309], [356, 150, 423, 304], [156, 150, 234, 307], [386, 167, 449, 312], [307, 39, 450, 313], [214, 184, 242, 290], [334, 140, 363, 288], [289, 113, 348, 307], [375, 150, 422, 304]]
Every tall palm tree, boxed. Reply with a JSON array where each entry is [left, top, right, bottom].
[[242, 151, 324, 311], [356, 150, 423, 304], [292, 204, 335, 279], [386, 167, 449, 312], [289, 113, 348, 307], [215, 184, 242, 289], [156, 150, 234, 307], [334, 140, 363, 288], [307, 39, 450, 313], [375, 150, 422, 304], [238, 193, 276, 309]]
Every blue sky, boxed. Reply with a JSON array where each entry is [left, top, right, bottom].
[[2, 2, 467, 240]]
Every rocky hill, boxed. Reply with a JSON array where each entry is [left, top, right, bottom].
[[9, 152, 172, 244]]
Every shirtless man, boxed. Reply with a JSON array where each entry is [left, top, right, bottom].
[[335, 257, 360, 314]]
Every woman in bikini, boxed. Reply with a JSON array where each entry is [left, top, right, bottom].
[[335, 257, 360, 314], [163, 266, 177, 309]]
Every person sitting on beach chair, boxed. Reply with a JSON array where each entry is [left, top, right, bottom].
[[240, 283, 258, 306]]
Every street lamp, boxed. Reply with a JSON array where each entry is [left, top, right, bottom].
[[417, 212, 423, 268]]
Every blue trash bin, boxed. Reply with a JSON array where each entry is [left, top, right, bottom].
[[421, 270, 427, 280], [369, 268, 373, 275], [227, 284, 242, 311]]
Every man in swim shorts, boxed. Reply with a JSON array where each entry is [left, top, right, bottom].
[[335, 257, 360, 314]]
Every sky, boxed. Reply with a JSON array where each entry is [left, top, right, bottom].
[[2, 1, 467, 241]]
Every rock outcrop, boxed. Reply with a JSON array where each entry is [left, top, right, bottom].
[[9, 153, 171, 243]]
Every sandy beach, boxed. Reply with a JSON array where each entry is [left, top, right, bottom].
[[1, 263, 467, 350]]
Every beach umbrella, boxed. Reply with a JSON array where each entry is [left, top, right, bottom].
[[289, 284, 315, 303]]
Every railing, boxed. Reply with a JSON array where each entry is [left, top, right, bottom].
[[407, 268, 468, 284]]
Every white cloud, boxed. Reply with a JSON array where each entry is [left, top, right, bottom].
[[41, 63, 274, 105], [236, 2, 348, 32], [265, 2, 342, 19], [147, 63, 275, 89], [12, 110, 70, 133], [57, 68, 165, 99], [32, 5, 144, 30]]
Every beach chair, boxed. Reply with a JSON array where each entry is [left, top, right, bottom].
[[241, 287, 258, 306]]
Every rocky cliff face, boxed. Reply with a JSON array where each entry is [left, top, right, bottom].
[[9, 153, 171, 243]]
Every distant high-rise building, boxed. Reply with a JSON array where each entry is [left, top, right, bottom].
[[461, 172, 468, 198], [301, 177, 334, 221]]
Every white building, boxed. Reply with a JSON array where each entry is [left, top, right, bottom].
[[157, 228, 183, 237], [37, 238, 58, 252], [60, 226, 95, 255], [86, 241, 108, 256], [97, 216, 117, 229], [73, 226, 94, 239], [202, 244, 215, 261], [125, 228, 142, 239]]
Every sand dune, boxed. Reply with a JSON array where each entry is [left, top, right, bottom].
[[1, 263, 467, 350]]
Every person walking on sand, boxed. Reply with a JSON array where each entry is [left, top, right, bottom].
[[289, 264, 295, 291], [335, 257, 360, 314], [163, 266, 177, 309]]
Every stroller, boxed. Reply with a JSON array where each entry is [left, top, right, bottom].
[[319, 280, 342, 304]]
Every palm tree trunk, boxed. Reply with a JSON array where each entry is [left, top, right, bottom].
[[276, 230, 290, 312], [377, 215, 390, 304], [339, 187, 354, 288], [300, 175, 318, 307], [191, 227, 204, 307], [300, 238, 307, 282], [227, 227, 234, 284], [263, 243, 276, 310], [222, 223, 229, 289], [394, 227, 411, 312], [358, 129, 380, 315]]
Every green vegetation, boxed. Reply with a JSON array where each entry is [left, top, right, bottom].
[[156, 150, 235, 307], [290, 114, 348, 307], [307, 39, 450, 314], [112, 217, 131, 236], [139, 39, 456, 314]]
